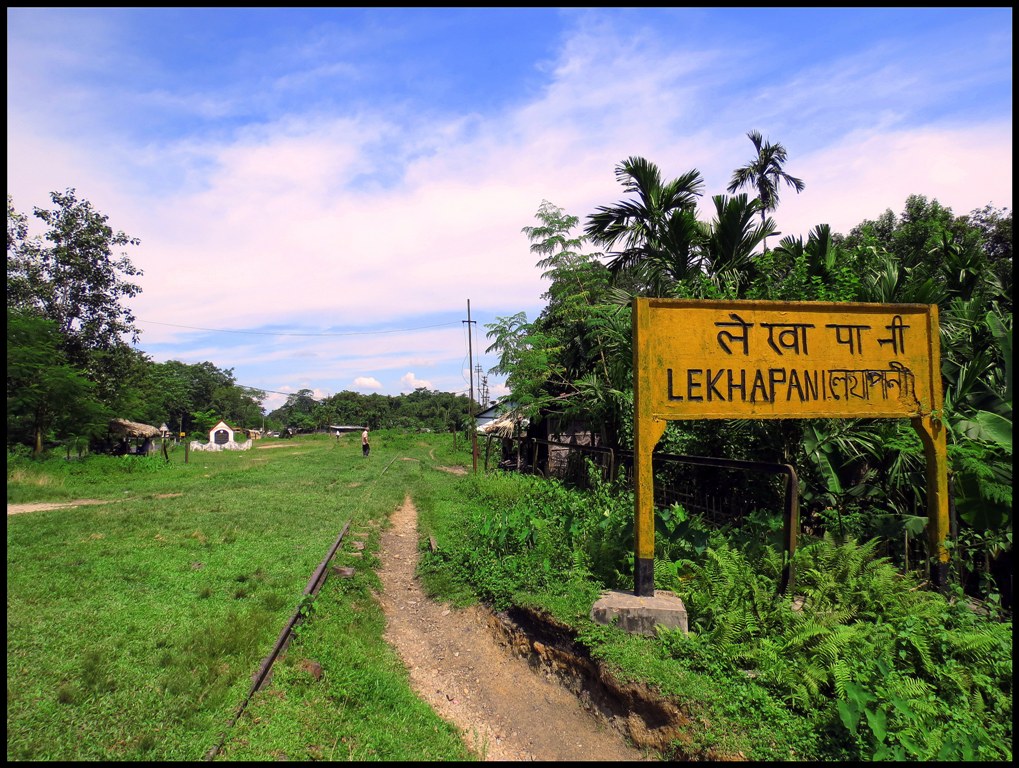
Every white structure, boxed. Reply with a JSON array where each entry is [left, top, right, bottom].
[[190, 420, 253, 452]]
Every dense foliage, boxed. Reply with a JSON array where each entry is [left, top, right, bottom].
[[486, 137, 1011, 606]]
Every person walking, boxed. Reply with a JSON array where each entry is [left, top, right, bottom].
[[361, 428, 370, 457]]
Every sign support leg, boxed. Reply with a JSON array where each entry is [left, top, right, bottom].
[[912, 415, 950, 591]]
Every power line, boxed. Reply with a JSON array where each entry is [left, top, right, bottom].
[[137, 319, 461, 337]]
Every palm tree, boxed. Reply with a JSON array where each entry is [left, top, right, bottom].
[[727, 130, 805, 250], [584, 156, 706, 295], [702, 193, 778, 297]]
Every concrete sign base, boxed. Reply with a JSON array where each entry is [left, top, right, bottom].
[[590, 590, 688, 636]]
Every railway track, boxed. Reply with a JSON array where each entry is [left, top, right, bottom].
[[204, 455, 400, 760]]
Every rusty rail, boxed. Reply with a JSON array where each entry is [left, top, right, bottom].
[[204, 520, 351, 761]]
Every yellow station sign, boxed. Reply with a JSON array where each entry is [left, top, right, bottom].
[[631, 298, 949, 595], [642, 299, 938, 420]]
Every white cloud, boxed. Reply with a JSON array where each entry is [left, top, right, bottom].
[[353, 376, 382, 391], [400, 372, 433, 392], [776, 124, 1013, 240], [489, 382, 512, 400]]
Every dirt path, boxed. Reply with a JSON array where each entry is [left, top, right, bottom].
[[376, 495, 650, 762], [7, 499, 111, 515], [7, 493, 183, 516]]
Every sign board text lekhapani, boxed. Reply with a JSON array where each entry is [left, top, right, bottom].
[[632, 298, 949, 596]]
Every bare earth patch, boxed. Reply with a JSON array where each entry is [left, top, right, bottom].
[[8, 492, 184, 516], [7, 499, 112, 515], [377, 495, 649, 762], [435, 466, 468, 475]]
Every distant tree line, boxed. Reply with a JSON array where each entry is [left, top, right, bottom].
[[266, 386, 473, 434]]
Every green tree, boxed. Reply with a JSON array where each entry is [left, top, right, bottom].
[[526, 201, 613, 382], [7, 189, 142, 352], [485, 311, 565, 421], [584, 156, 706, 295], [963, 204, 1012, 311], [700, 193, 778, 297], [7, 309, 108, 456], [750, 224, 861, 303], [271, 389, 319, 431], [726, 129, 804, 250], [7, 194, 39, 309], [6, 189, 142, 404], [142, 360, 197, 434]]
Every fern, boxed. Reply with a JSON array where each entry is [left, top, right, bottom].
[[885, 674, 935, 705], [831, 660, 853, 699], [945, 625, 1010, 662], [903, 631, 935, 677], [814, 624, 859, 668]]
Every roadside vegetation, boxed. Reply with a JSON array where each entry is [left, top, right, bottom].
[[416, 466, 1012, 761]]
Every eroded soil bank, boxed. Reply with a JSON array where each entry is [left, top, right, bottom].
[[375, 495, 657, 762]]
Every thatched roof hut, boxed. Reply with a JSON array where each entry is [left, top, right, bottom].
[[109, 418, 161, 439], [477, 412, 529, 439]]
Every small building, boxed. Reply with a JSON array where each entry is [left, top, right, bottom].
[[475, 402, 528, 437], [209, 420, 236, 445], [329, 425, 366, 436], [108, 418, 161, 455], [191, 420, 253, 452], [474, 402, 512, 432]]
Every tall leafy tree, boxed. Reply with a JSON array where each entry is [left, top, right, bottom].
[[726, 129, 804, 250], [701, 193, 778, 297], [526, 201, 612, 382], [964, 204, 1012, 312], [487, 202, 637, 447], [485, 310, 566, 421], [7, 189, 142, 403], [750, 224, 861, 303], [7, 195, 39, 309]]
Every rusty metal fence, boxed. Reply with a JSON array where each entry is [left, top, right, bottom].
[[488, 436, 800, 592]]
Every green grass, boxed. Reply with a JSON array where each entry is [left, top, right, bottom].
[[6, 431, 473, 761], [13, 432, 1008, 762]]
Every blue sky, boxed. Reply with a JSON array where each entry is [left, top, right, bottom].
[[7, 7, 1012, 413]]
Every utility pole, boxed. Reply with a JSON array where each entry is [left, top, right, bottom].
[[464, 300, 479, 472], [474, 365, 487, 405]]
